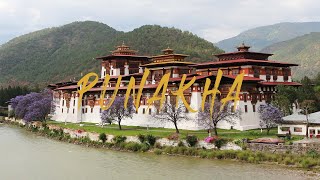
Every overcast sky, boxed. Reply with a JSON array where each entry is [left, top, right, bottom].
[[1, 0, 320, 44]]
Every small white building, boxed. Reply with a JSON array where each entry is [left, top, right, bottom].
[[278, 111, 320, 138]]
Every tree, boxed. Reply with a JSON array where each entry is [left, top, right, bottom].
[[300, 100, 316, 138], [104, 96, 134, 130], [198, 100, 241, 136], [100, 109, 113, 127], [258, 104, 284, 135], [152, 100, 189, 134], [273, 85, 298, 115], [10, 89, 54, 123]]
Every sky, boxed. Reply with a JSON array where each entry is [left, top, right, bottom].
[[0, 0, 320, 44]]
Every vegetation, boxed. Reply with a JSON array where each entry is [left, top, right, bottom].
[[198, 101, 241, 136], [152, 102, 189, 133], [10, 89, 53, 122], [262, 32, 320, 79], [258, 104, 283, 135], [101, 96, 134, 130], [273, 75, 320, 114], [99, 133, 107, 143], [0, 86, 35, 107], [186, 135, 198, 147], [46, 120, 280, 140], [0, 21, 223, 87]]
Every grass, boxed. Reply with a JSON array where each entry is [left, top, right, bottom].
[[46, 120, 280, 140]]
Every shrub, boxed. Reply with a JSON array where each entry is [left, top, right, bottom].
[[154, 149, 163, 155], [113, 135, 127, 144], [118, 142, 126, 149], [125, 142, 141, 152], [178, 146, 187, 155], [99, 133, 107, 143], [283, 157, 294, 165], [178, 141, 185, 147], [186, 135, 198, 147], [184, 147, 198, 156], [237, 151, 250, 161], [206, 151, 216, 159], [248, 156, 255, 163], [300, 158, 318, 168], [164, 146, 173, 154], [140, 143, 150, 152], [306, 149, 319, 158], [154, 142, 162, 149], [146, 134, 156, 146], [172, 147, 180, 154], [214, 138, 227, 149], [224, 150, 237, 159], [199, 150, 208, 158], [168, 133, 180, 140], [138, 134, 145, 143]]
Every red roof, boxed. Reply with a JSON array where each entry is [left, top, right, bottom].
[[190, 59, 298, 67], [96, 54, 151, 60], [258, 81, 302, 86], [56, 85, 79, 90]]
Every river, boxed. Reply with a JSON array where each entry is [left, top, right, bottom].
[[0, 125, 317, 180]]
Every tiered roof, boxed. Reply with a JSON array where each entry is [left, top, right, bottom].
[[95, 42, 150, 61], [191, 42, 298, 68]]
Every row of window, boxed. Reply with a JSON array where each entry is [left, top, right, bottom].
[[60, 107, 153, 115], [244, 104, 255, 113]]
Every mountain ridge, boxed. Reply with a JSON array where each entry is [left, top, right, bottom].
[[261, 32, 320, 79], [217, 22, 320, 52], [0, 21, 223, 87]]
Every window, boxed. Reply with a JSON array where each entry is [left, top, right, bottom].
[[73, 109, 75, 114], [244, 105, 248, 113], [294, 127, 302, 132], [253, 68, 260, 78], [67, 108, 69, 113], [85, 108, 88, 113], [100, 108, 102, 113], [281, 127, 290, 131], [149, 108, 152, 115], [62, 100, 64, 106], [73, 100, 75, 106], [142, 108, 145, 114], [252, 104, 256, 112], [62, 108, 63, 113], [111, 70, 114, 75], [91, 108, 93, 113], [244, 94, 247, 102], [82, 109, 85, 114]]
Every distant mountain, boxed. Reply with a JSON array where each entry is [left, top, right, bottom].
[[0, 21, 223, 87], [261, 32, 320, 80], [217, 22, 320, 52]]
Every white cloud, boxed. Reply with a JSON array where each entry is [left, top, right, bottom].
[[0, 0, 320, 44]]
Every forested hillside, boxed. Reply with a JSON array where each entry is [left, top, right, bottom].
[[0, 21, 223, 87], [261, 32, 320, 80]]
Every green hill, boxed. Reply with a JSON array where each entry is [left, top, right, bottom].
[[0, 21, 223, 87], [261, 32, 320, 80], [217, 22, 320, 52]]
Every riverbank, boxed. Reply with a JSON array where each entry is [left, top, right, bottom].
[[2, 119, 320, 173]]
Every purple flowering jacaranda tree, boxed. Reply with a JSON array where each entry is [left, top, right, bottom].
[[258, 104, 284, 135], [103, 96, 135, 130], [198, 100, 241, 136], [10, 89, 54, 123]]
